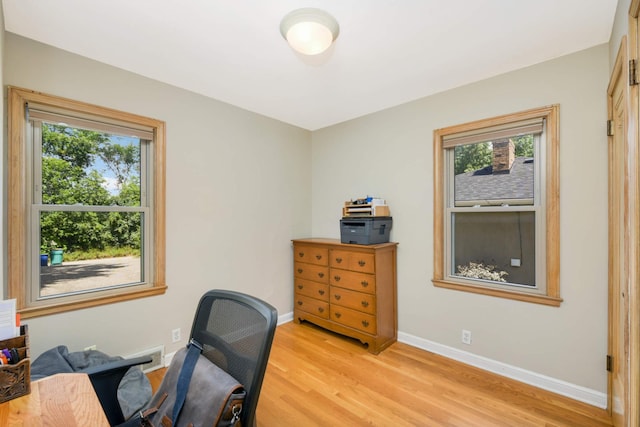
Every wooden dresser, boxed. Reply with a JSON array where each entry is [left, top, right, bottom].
[[292, 238, 398, 354]]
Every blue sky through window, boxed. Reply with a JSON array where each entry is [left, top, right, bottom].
[[88, 134, 140, 196]]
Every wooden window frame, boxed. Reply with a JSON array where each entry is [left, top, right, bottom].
[[432, 105, 562, 306], [7, 86, 167, 318]]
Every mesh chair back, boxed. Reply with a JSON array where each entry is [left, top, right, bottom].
[[189, 290, 277, 427]]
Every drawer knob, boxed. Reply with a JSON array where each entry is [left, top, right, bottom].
[[334, 275, 341, 282], [334, 294, 341, 300], [318, 272, 325, 278], [297, 284, 303, 289], [358, 260, 366, 267], [335, 257, 343, 263], [297, 268, 303, 274], [318, 290, 325, 295], [297, 301, 303, 306], [298, 252, 304, 257], [335, 312, 342, 318], [318, 307, 324, 313], [362, 320, 369, 328], [361, 281, 369, 287], [316, 255, 322, 260], [361, 301, 369, 308]]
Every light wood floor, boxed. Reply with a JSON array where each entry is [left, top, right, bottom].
[[147, 321, 612, 426]]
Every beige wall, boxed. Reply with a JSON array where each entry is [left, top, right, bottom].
[[610, 0, 631, 68], [2, 34, 311, 358], [311, 44, 610, 392]]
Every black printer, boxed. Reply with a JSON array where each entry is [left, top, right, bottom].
[[340, 217, 392, 245]]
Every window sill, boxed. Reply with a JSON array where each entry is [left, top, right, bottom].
[[432, 279, 562, 307], [18, 285, 167, 319]]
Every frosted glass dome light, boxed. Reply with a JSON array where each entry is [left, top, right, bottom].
[[280, 8, 339, 56]]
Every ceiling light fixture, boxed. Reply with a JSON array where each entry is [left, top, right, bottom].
[[280, 8, 339, 56]]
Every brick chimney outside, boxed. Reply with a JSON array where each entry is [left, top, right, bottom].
[[492, 139, 515, 174]]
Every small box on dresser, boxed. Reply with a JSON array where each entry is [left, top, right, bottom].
[[292, 238, 398, 354], [0, 325, 30, 403]]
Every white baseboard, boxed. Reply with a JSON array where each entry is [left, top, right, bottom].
[[164, 350, 176, 367], [398, 331, 607, 409], [278, 311, 293, 325]]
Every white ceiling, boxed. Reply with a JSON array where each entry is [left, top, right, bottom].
[[2, 1, 618, 130]]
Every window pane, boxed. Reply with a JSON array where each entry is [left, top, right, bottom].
[[452, 211, 535, 287], [39, 211, 143, 298], [454, 135, 534, 206], [41, 124, 141, 206]]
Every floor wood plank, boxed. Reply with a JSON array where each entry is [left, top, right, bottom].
[[147, 321, 612, 426]]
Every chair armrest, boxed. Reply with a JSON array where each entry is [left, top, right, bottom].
[[84, 355, 152, 426], [82, 355, 152, 376]]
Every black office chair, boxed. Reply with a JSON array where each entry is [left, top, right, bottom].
[[91, 290, 277, 427], [189, 290, 278, 427]]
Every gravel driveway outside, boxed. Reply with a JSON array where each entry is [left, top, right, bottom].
[[40, 256, 141, 296]]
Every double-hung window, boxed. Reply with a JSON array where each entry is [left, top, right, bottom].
[[8, 87, 166, 317], [433, 105, 561, 306]]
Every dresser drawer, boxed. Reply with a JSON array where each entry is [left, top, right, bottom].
[[330, 250, 375, 273], [294, 245, 329, 266], [330, 287, 375, 315], [295, 278, 329, 301], [331, 305, 377, 334], [294, 262, 329, 283], [330, 269, 376, 294], [295, 294, 329, 319]]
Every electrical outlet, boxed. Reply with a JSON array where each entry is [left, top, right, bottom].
[[462, 329, 472, 345], [171, 328, 181, 343], [511, 258, 521, 267]]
